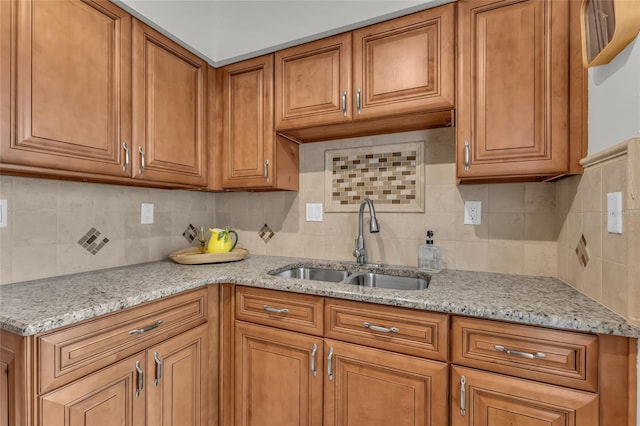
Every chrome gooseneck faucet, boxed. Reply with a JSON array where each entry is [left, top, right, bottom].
[[353, 198, 380, 265]]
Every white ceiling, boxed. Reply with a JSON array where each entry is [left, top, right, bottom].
[[113, 0, 450, 66]]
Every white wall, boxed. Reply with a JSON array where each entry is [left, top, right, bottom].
[[114, 0, 448, 66], [588, 34, 640, 154]]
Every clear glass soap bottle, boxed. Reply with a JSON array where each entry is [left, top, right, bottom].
[[418, 230, 442, 273]]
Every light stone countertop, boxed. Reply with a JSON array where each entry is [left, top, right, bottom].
[[0, 254, 638, 338]]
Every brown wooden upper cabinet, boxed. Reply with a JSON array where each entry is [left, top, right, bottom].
[[0, 0, 207, 188], [456, 0, 586, 183], [274, 4, 455, 143], [220, 55, 299, 191]]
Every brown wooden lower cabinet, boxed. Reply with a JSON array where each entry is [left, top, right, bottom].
[[40, 324, 209, 426], [451, 366, 599, 426]]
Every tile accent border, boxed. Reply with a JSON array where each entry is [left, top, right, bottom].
[[77, 228, 109, 255], [324, 142, 424, 212]]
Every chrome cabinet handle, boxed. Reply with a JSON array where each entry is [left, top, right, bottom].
[[464, 140, 470, 171], [341, 91, 347, 116], [138, 146, 146, 174], [122, 142, 130, 172], [263, 160, 270, 182], [135, 360, 144, 397], [263, 305, 289, 314], [363, 322, 399, 333], [310, 343, 318, 377], [129, 320, 163, 335], [494, 345, 546, 359], [153, 352, 162, 387], [327, 347, 334, 381], [460, 375, 466, 415], [356, 88, 361, 114]]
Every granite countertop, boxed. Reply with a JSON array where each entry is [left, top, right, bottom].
[[0, 254, 638, 338]]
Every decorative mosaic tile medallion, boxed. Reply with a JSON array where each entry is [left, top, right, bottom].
[[258, 224, 275, 243], [77, 228, 109, 255], [324, 142, 424, 212], [183, 224, 197, 243]]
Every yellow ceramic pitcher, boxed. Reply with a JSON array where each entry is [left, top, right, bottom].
[[208, 228, 238, 253]]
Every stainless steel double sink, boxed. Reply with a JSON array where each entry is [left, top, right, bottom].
[[268, 265, 430, 290]]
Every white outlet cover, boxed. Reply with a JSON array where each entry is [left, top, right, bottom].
[[464, 201, 482, 225], [0, 199, 7, 228], [305, 203, 323, 222], [141, 203, 154, 225], [607, 192, 623, 234]]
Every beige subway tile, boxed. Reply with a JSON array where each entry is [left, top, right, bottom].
[[424, 163, 456, 185], [455, 184, 489, 210], [602, 260, 627, 318], [300, 141, 326, 172], [436, 240, 455, 271], [566, 249, 583, 291], [567, 175, 583, 213], [236, 230, 266, 255], [422, 212, 456, 241], [0, 238, 12, 284], [96, 210, 125, 241], [523, 242, 557, 277], [58, 212, 93, 245], [488, 241, 524, 274], [628, 139, 640, 210], [57, 243, 94, 276], [424, 185, 457, 212], [57, 180, 95, 213], [524, 183, 556, 213], [94, 184, 127, 213], [455, 241, 489, 272], [557, 247, 569, 283], [566, 212, 584, 251], [555, 178, 569, 217], [12, 177, 58, 211], [150, 212, 172, 238], [601, 158, 627, 196], [147, 187, 175, 213], [582, 213, 602, 258], [281, 193, 301, 234], [556, 214, 568, 248], [488, 213, 524, 240], [582, 256, 602, 303], [92, 239, 125, 271], [148, 236, 176, 261], [0, 176, 13, 199], [12, 244, 57, 283], [488, 183, 524, 213], [627, 210, 640, 323], [581, 166, 602, 213], [125, 212, 151, 239], [266, 232, 305, 258], [601, 213, 627, 264], [524, 213, 557, 241], [12, 210, 58, 247], [455, 212, 488, 241], [123, 186, 151, 214], [300, 234, 326, 259], [124, 238, 151, 266]]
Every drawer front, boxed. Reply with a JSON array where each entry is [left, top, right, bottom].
[[451, 316, 598, 391], [235, 286, 323, 336], [38, 288, 208, 393], [325, 298, 448, 361]]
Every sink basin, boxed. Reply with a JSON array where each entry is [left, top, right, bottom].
[[269, 265, 430, 290], [270, 266, 350, 283], [343, 272, 429, 290]]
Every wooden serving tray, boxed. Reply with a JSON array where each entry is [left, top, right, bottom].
[[169, 246, 249, 265]]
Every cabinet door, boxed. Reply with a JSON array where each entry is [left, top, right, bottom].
[[132, 19, 207, 187], [274, 33, 352, 130], [456, 0, 570, 180], [451, 366, 598, 426], [221, 54, 275, 189], [353, 4, 454, 120], [234, 321, 324, 426], [40, 353, 145, 426], [146, 324, 208, 426], [324, 339, 448, 426], [1, 0, 131, 177]]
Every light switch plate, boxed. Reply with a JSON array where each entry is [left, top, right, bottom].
[[607, 192, 623, 234], [464, 201, 482, 225], [141, 203, 154, 225], [305, 203, 323, 222], [0, 199, 7, 228]]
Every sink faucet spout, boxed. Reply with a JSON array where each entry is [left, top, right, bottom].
[[353, 198, 380, 265]]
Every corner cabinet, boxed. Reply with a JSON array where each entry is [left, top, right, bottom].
[[0, 0, 207, 188], [220, 54, 299, 191], [456, 0, 586, 183], [274, 4, 455, 143]]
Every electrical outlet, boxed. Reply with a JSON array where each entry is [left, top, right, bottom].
[[0, 199, 7, 228], [464, 201, 482, 225], [607, 192, 622, 234], [141, 203, 154, 225]]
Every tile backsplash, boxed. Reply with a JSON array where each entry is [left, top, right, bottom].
[[0, 177, 214, 284]]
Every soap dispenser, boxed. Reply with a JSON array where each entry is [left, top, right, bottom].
[[418, 230, 442, 273]]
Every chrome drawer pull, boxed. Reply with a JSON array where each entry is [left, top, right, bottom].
[[263, 305, 289, 314], [135, 360, 144, 397], [460, 375, 466, 415], [464, 140, 470, 171], [138, 146, 146, 174], [310, 343, 318, 377], [129, 320, 163, 335], [122, 142, 130, 172], [154, 352, 162, 387], [341, 91, 347, 116], [363, 322, 399, 334], [263, 160, 270, 182], [494, 345, 546, 359], [327, 347, 334, 381], [356, 88, 361, 114]]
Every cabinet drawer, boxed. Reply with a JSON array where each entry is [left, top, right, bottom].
[[235, 286, 323, 336], [451, 316, 598, 391], [38, 288, 208, 393], [325, 298, 448, 361]]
